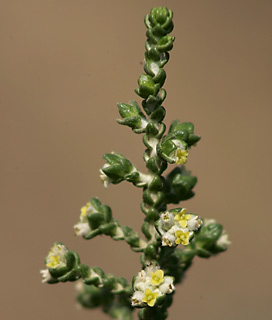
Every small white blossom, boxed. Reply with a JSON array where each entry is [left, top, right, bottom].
[[162, 233, 176, 247], [99, 164, 112, 188], [131, 291, 145, 307], [171, 140, 188, 164], [160, 212, 175, 230], [46, 243, 67, 269], [216, 231, 231, 249], [40, 269, 54, 283], [145, 264, 159, 276], [74, 201, 97, 237], [134, 277, 147, 292], [74, 222, 90, 237], [159, 276, 175, 294], [187, 216, 203, 231]]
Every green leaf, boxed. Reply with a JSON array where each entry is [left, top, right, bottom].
[[89, 198, 102, 212], [87, 212, 105, 230], [150, 106, 166, 122], [102, 165, 125, 181], [83, 229, 101, 240], [99, 222, 117, 236], [122, 226, 140, 247], [48, 266, 68, 278], [65, 252, 76, 270], [136, 74, 160, 99]]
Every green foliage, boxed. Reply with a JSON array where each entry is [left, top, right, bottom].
[[194, 220, 230, 258], [169, 121, 201, 147], [117, 101, 147, 133], [165, 166, 198, 203]]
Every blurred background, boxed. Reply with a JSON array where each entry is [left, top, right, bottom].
[[1, 0, 271, 319]]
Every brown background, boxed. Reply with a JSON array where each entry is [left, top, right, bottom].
[[1, 1, 271, 319]]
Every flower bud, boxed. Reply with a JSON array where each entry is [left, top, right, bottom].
[[215, 230, 231, 251], [135, 74, 160, 99], [75, 282, 104, 309], [169, 121, 200, 147], [80, 266, 103, 286], [157, 135, 188, 164], [74, 198, 113, 240], [145, 7, 174, 36], [100, 152, 135, 185], [117, 101, 147, 133], [41, 242, 81, 283], [157, 35, 175, 52], [194, 219, 230, 257]]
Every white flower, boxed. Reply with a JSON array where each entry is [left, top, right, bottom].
[[162, 232, 176, 247], [74, 222, 90, 237], [168, 224, 181, 235], [40, 269, 54, 283], [145, 264, 159, 276], [131, 291, 145, 307], [159, 276, 175, 294], [134, 270, 148, 291], [171, 140, 188, 164], [159, 212, 175, 230], [46, 243, 67, 269], [216, 231, 231, 249], [187, 215, 203, 231], [99, 164, 112, 188], [74, 201, 96, 237]]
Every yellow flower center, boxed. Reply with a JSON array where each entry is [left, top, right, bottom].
[[176, 149, 188, 164], [142, 289, 159, 307], [175, 209, 191, 228], [163, 212, 169, 220], [46, 254, 60, 268], [80, 202, 91, 218], [175, 230, 190, 245], [150, 270, 164, 285]]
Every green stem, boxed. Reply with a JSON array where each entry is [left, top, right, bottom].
[[135, 8, 174, 269]]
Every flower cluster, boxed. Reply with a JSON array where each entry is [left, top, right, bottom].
[[156, 208, 202, 247], [205, 219, 231, 250], [74, 201, 95, 237], [174, 141, 188, 165], [40, 242, 68, 284], [131, 265, 175, 308], [41, 242, 81, 284], [99, 152, 138, 188], [157, 136, 189, 165]]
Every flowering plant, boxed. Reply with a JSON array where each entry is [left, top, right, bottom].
[[41, 7, 230, 320]]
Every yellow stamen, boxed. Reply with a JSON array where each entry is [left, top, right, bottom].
[[80, 202, 90, 218], [150, 270, 164, 286], [175, 230, 190, 245], [176, 149, 188, 164], [175, 209, 191, 228], [142, 289, 159, 307], [46, 254, 60, 268]]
